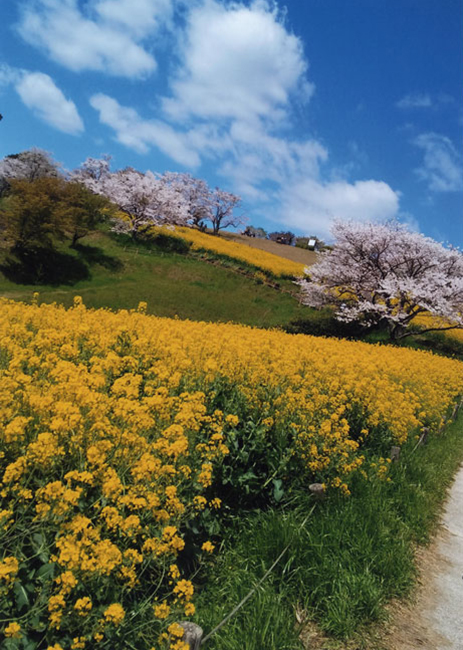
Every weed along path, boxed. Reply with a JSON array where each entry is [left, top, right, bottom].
[[386, 463, 463, 650]]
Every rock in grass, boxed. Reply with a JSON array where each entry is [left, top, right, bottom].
[[179, 621, 203, 649], [309, 483, 325, 499]]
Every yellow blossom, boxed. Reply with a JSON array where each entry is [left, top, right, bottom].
[[103, 603, 125, 626], [4, 622, 21, 638], [153, 602, 171, 619]]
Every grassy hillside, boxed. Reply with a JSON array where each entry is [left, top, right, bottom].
[[0, 230, 313, 328]]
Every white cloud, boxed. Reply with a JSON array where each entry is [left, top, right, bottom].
[[82, 0, 401, 242], [93, 0, 173, 38], [414, 132, 463, 192], [157, 0, 326, 203], [278, 179, 401, 238], [17, 0, 173, 78], [217, 124, 328, 201], [15, 71, 84, 135], [163, 0, 312, 123], [396, 93, 456, 110], [88, 0, 320, 180], [0, 64, 21, 87], [396, 93, 432, 109], [90, 93, 200, 166]]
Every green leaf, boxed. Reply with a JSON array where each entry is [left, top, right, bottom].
[[29, 615, 46, 632], [14, 582, 30, 610], [273, 478, 285, 503], [23, 639, 39, 650], [36, 562, 55, 581], [31, 533, 44, 550]]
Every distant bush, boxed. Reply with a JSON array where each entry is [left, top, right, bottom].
[[243, 226, 267, 238], [267, 231, 295, 245], [295, 237, 310, 249], [284, 308, 368, 339]]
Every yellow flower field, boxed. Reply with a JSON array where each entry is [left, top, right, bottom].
[[1, 297, 462, 648], [414, 313, 463, 343], [153, 226, 306, 278]]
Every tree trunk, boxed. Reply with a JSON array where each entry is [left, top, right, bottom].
[[71, 232, 80, 248], [389, 322, 405, 341]]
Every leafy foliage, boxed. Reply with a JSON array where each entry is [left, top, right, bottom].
[[267, 231, 295, 245], [0, 177, 116, 282]]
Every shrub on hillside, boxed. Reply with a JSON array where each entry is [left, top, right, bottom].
[[267, 231, 295, 245]]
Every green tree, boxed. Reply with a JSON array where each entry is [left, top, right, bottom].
[[0, 177, 115, 252], [0, 177, 68, 253], [61, 182, 116, 247]]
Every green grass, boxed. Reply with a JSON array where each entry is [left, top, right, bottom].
[[194, 413, 463, 648], [0, 231, 312, 328]]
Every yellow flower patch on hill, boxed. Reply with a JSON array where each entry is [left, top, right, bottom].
[[155, 225, 306, 278]]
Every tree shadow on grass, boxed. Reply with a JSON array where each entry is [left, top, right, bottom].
[[0, 247, 91, 286], [73, 243, 123, 271]]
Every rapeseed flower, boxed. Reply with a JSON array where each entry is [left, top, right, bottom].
[[0, 297, 462, 648]]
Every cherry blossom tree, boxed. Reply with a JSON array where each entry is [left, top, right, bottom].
[[73, 156, 111, 188], [73, 158, 190, 237], [74, 158, 245, 237], [297, 220, 463, 340], [209, 188, 245, 235], [163, 176, 245, 234], [0, 148, 61, 195], [161, 172, 212, 230]]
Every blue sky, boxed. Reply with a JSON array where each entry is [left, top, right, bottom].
[[0, 0, 462, 244]]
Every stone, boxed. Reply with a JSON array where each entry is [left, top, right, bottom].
[[309, 483, 325, 498], [179, 621, 203, 650]]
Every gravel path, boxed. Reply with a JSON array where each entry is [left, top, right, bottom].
[[385, 464, 463, 650], [429, 464, 463, 648]]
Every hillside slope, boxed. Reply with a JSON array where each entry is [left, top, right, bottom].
[[0, 231, 312, 328]]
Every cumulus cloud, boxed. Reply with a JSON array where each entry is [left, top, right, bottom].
[[82, 0, 401, 239], [414, 132, 463, 192], [93, 0, 173, 37], [8, 69, 84, 135], [218, 124, 329, 201], [396, 93, 432, 109], [278, 179, 401, 238], [163, 0, 313, 123], [89, 0, 321, 181], [17, 0, 173, 78], [90, 93, 200, 166]]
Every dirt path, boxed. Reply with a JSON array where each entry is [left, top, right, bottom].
[[384, 464, 463, 650]]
